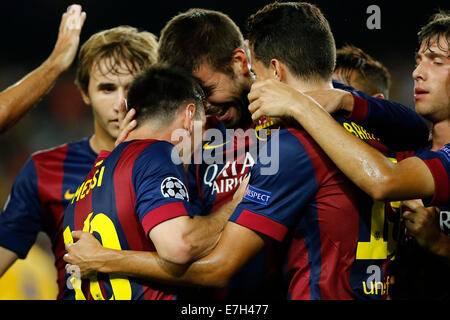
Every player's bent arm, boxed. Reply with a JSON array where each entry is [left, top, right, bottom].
[[249, 80, 435, 201], [287, 98, 435, 201], [149, 198, 240, 265], [0, 246, 19, 277], [66, 222, 265, 288]]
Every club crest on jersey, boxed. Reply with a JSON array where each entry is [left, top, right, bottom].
[[244, 184, 271, 206], [161, 177, 189, 201]]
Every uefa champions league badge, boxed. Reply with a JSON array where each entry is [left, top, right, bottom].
[[160, 177, 189, 201]]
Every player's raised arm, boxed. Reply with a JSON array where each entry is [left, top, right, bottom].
[[248, 79, 436, 202], [0, 4, 86, 133]]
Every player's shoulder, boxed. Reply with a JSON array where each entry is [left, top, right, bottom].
[[416, 143, 450, 163], [31, 137, 94, 163], [277, 127, 316, 156], [116, 139, 180, 169], [254, 127, 315, 175], [125, 139, 176, 158], [432, 144, 450, 166]]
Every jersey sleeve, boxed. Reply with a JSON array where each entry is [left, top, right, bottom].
[[229, 130, 318, 242], [132, 141, 195, 235], [0, 158, 42, 258], [349, 92, 429, 151], [185, 162, 208, 214], [415, 144, 450, 206], [332, 79, 430, 151]]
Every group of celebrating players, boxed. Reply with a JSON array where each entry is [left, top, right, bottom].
[[0, 2, 449, 300]]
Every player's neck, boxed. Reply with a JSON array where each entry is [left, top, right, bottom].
[[89, 123, 116, 154], [126, 121, 177, 145], [285, 76, 333, 92], [430, 119, 450, 151]]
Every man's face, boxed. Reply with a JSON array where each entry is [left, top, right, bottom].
[[413, 36, 450, 123], [193, 62, 251, 129], [81, 57, 138, 139]]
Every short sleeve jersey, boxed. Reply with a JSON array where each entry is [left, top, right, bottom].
[[63, 139, 194, 300], [0, 137, 97, 299]]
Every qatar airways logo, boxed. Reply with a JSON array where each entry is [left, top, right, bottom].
[[169, 121, 280, 176], [204, 152, 255, 195]]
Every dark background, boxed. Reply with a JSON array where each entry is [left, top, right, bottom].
[[0, 0, 447, 206]]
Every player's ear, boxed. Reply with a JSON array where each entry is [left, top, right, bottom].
[[80, 90, 91, 106], [183, 103, 196, 132], [231, 48, 250, 76], [270, 59, 286, 82]]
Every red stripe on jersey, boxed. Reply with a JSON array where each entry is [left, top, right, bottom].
[[287, 128, 357, 299], [72, 161, 95, 300], [234, 209, 288, 242], [114, 141, 157, 252], [423, 157, 450, 205], [286, 128, 342, 187], [33, 144, 69, 299], [286, 237, 311, 300], [195, 163, 204, 200], [346, 94, 368, 121], [141, 201, 190, 236]]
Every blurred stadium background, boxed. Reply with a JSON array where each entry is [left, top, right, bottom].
[[0, 0, 445, 299]]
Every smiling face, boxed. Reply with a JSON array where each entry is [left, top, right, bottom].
[[413, 36, 450, 123], [81, 57, 138, 141], [193, 62, 251, 129]]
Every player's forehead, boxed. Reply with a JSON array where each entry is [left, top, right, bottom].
[[89, 57, 139, 83], [417, 35, 450, 58], [193, 62, 235, 104]]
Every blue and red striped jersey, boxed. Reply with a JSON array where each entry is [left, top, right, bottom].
[[229, 126, 399, 300], [416, 144, 450, 207], [0, 137, 97, 299], [62, 139, 193, 300], [185, 117, 284, 300]]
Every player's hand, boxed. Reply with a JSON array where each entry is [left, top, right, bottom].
[[115, 99, 137, 147], [64, 231, 103, 278], [47, 4, 87, 73], [304, 89, 354, 115], [233, 174, 250, 203], [248, 79, 313, 121], [402, 199, 441, 250]]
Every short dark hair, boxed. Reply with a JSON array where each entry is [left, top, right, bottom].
[[158, 8, 247, 75], [247, 1, 336, 81], [127, 64, 205, 125], [335, 45, 391, 98], [418, 11, 450, 53]]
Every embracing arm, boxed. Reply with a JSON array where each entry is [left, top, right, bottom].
[[149, 193, 242, 265], [0, 5, 86, 133], [248, 80, 435, 202], [307, 86, 429, 151], [65, 221, 265, 288]]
